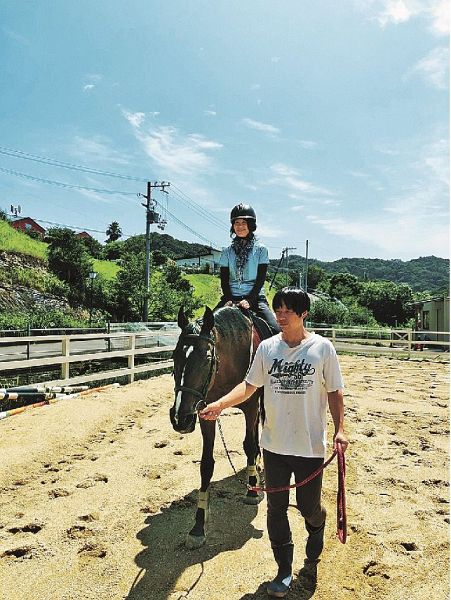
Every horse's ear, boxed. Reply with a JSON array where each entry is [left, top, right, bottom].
[[201, 306, 214, 334], [177, 306, 189, 330]]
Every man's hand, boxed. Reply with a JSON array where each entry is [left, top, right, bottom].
[[199, 400, 223, 420], [333, 431, 349, 453]]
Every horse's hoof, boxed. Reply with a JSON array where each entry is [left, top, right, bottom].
[[244, 492, 264, 505], [185, 533, 206, 549]]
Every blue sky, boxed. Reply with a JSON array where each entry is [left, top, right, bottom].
[[0, 0, 448, 261]]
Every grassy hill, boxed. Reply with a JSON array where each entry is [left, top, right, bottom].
[[0, 220, 47, 260], [92, 259, 120, 280], [185, 273, 276, 318]]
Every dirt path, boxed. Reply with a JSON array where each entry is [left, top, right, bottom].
[[0, 355, 448, 600]]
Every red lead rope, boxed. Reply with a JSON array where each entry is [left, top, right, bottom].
[[247, 445, 347, 544]]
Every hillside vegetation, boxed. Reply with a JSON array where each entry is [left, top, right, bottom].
[[0, 220, 47, 260], [273, 254, 449, 294]]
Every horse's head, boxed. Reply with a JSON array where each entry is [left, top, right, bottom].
[[170, 306, 217, 434]]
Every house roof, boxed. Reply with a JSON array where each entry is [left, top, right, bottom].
[[10, 217, 46, 233]]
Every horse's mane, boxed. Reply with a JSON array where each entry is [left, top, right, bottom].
[[211, 306, 251, 339], [185, 306, 251, 344]]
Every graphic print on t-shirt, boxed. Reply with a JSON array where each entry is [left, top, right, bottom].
[[267, 357, 315, 394]]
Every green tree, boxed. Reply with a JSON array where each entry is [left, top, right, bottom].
[[328, 273, 362, 300], [47, 228, 92, 305], [105, 221, 122, 243], [359, 280, 414, 326], [309, 299, 348, 325], [307, 264, 328, 291], [80, 235, 103, 258], [102, 240, 123, 260], [111, 253, 201, 321]]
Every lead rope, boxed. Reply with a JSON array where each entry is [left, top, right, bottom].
[[216, 416, 347, 544]]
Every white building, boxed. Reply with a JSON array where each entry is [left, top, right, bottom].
[[175, 248, 222, 273]]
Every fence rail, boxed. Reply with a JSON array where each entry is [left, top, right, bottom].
[[0, 326, 448, 388]]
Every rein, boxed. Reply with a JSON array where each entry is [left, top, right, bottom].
[[217, 418, 347, 544]]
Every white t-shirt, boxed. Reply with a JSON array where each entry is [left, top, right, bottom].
[[245, 332, 344, 458]]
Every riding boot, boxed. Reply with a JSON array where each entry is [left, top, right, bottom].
[[305, 520, 325, 562], [266, 542, 294, 598]]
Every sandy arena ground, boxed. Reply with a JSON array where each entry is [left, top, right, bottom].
[[0, 354, 449, 600]]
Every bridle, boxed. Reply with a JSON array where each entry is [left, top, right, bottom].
[[173, 331, 219, 415]]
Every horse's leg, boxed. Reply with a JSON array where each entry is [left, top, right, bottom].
[[241, 393, 264, 505], [185, 418, 216, 549]]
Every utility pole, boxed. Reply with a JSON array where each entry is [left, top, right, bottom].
[[269, 246, 296, 290], [285, 247, 297, 286], [304, 239, 309, 291], [138, 181, 170, 322]]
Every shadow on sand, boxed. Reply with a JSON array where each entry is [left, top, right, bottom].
[[126, 472, 263, 600]]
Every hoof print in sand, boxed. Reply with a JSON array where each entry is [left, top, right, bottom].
[[363, 560, 390, 579], [8, 521, 44, 535], [76, 474, 108, 488], [67, 525, 93, 539], [1, 545, 35, 560], [154, 440, 169, 448], [49, 488, 71, 498], [77, 543, 106, 558]]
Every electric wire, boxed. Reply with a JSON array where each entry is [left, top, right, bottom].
[[0, 146, 228, 231], [0, 167, 137, 196], [0, 146, 147, 182], [153, 198, 220, 247]]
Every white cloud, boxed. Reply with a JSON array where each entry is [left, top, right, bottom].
[[307, 212, 448, 257], [242, 118, 280, 135], [71, 136, 131, 166], [122, 110, 146, 128], [298, 140, 318, 149], [2, 28, 30, 45], [270, 163, 337, 197], [356, 0, 449, 35], [271, 56, 281, 63], [127, 122, 223, 176], [307, 135, 449, 257], [204, 110, 217, 116], [409, 46, 449, 89], [83, 84, 95, 92]]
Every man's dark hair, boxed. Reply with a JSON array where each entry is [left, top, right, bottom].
[[272, 286, 310, 316]]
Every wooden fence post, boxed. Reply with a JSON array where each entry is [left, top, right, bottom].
[[407, 330, 412, 358], [128, 334, 135, 384], [61, 337, 70, 380]]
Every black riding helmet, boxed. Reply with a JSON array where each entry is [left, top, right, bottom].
[[230, 203, 257, 234]]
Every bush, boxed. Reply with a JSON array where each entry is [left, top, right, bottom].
[[309, 299, 348, 325], [0, 308, 98, 330]]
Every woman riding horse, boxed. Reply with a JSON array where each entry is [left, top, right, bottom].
[[214, 203, 279, 334]]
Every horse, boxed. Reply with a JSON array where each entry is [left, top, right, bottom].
[[169, 304, 263, 549]]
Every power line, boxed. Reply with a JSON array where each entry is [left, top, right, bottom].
[[2, 166, 220, 246], [0, 146, 147, 182], [0, 167, 137, 196], [0, 146, 229, 231], [171, 185, 227, 230]]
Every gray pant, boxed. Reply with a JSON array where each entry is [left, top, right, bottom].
[[263, 449, 326, 548]]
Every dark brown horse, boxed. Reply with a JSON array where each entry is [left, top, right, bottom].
[[170, 305, 263, 548]]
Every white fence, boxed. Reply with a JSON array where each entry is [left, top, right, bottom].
[[0, 325, 447, 388]]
